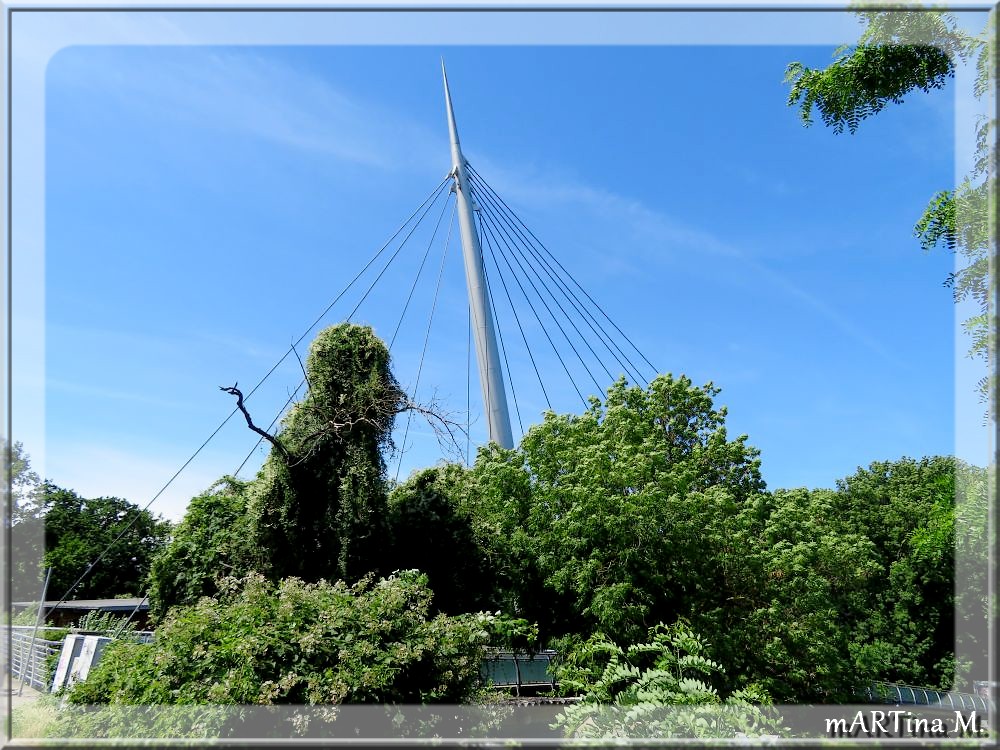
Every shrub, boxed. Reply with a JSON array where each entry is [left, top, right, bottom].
[[68, 571, 493, 708]]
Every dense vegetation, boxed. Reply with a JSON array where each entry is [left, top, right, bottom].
[[73, 571, 493, 705], [49, 320, 986, 736], [19, 10, 993, 738]]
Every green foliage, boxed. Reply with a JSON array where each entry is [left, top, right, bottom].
[[33, 482, 171, 601], [466, 377, 979, 702], [553, 622, 782, 739], [468, 374, 763, 645], [785, 11, 969, 134], [386, 465, 498, 616], [786, 47, 951, 135], [914, 189, 957, 252], [67, 570, 493, 712], [72, 610, 141, 639], [786, 9, 995, 412], [147, 477, 255, 622], [715, 488, 882, 702], [833, 457, 988, 690], [245, 323, 400, 584]]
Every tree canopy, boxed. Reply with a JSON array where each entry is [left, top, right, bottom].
[[465, 373, 765, 645], [39, 484, 171, 601]]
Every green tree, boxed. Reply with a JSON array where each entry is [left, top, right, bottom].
[[786, 8, 995, 410], [147, 477, 255, 622], [468, 374, 765, 645], [715, 488, 882, 702], [37, 482, 171, 601], [710, 458, 988, 700], [7, 443, 172, 604], [830, 456, 987, 690], [386, 464, 498, 616]]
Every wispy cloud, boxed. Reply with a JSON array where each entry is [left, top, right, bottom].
[[50, 47, 442, 173], [47, 378, 195, 412], [464, 157, 907, 369]]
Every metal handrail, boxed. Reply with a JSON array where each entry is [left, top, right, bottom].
[[868, 681, 994, 713], [3, 625, 155, 692], [2, 629, 63, 691]]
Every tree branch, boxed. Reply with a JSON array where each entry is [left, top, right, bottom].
[[220, 384, 290, 462]]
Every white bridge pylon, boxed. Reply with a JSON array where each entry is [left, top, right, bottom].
[[442, 61, 515, 450]]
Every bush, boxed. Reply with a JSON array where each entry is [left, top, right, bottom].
[[68, 571, 493, 708]]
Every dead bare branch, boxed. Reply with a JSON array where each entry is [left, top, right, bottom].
[[224, 374, 468, 469], [400, 392, 468, 462], [220, 384, 290, 462]]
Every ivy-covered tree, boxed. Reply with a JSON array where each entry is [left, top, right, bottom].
[[241, 323, 401, 584], [786, 9, 994, 410], [150, 323, 465, 619]]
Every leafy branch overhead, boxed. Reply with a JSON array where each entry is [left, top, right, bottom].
[[786, 9, 995, 409]]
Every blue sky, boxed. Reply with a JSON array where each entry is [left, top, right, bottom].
[[12, 10, 990, 522]]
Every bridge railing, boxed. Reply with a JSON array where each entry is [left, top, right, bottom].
[[2, 626, 65, 691], [481, 649, 558, 695], [865, 681, 994, 713]]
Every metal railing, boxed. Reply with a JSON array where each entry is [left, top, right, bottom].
[[3, 625, 155, 692], [866, 681, 995, 713], [482, 649, 558, 694], [2, 626, 64, 691]]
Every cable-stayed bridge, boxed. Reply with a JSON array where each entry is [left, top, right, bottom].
[[29, 63, 657, 622], [219, 61, 659, 482]]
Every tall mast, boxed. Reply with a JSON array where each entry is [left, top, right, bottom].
[[441, 61, 514, 450]]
